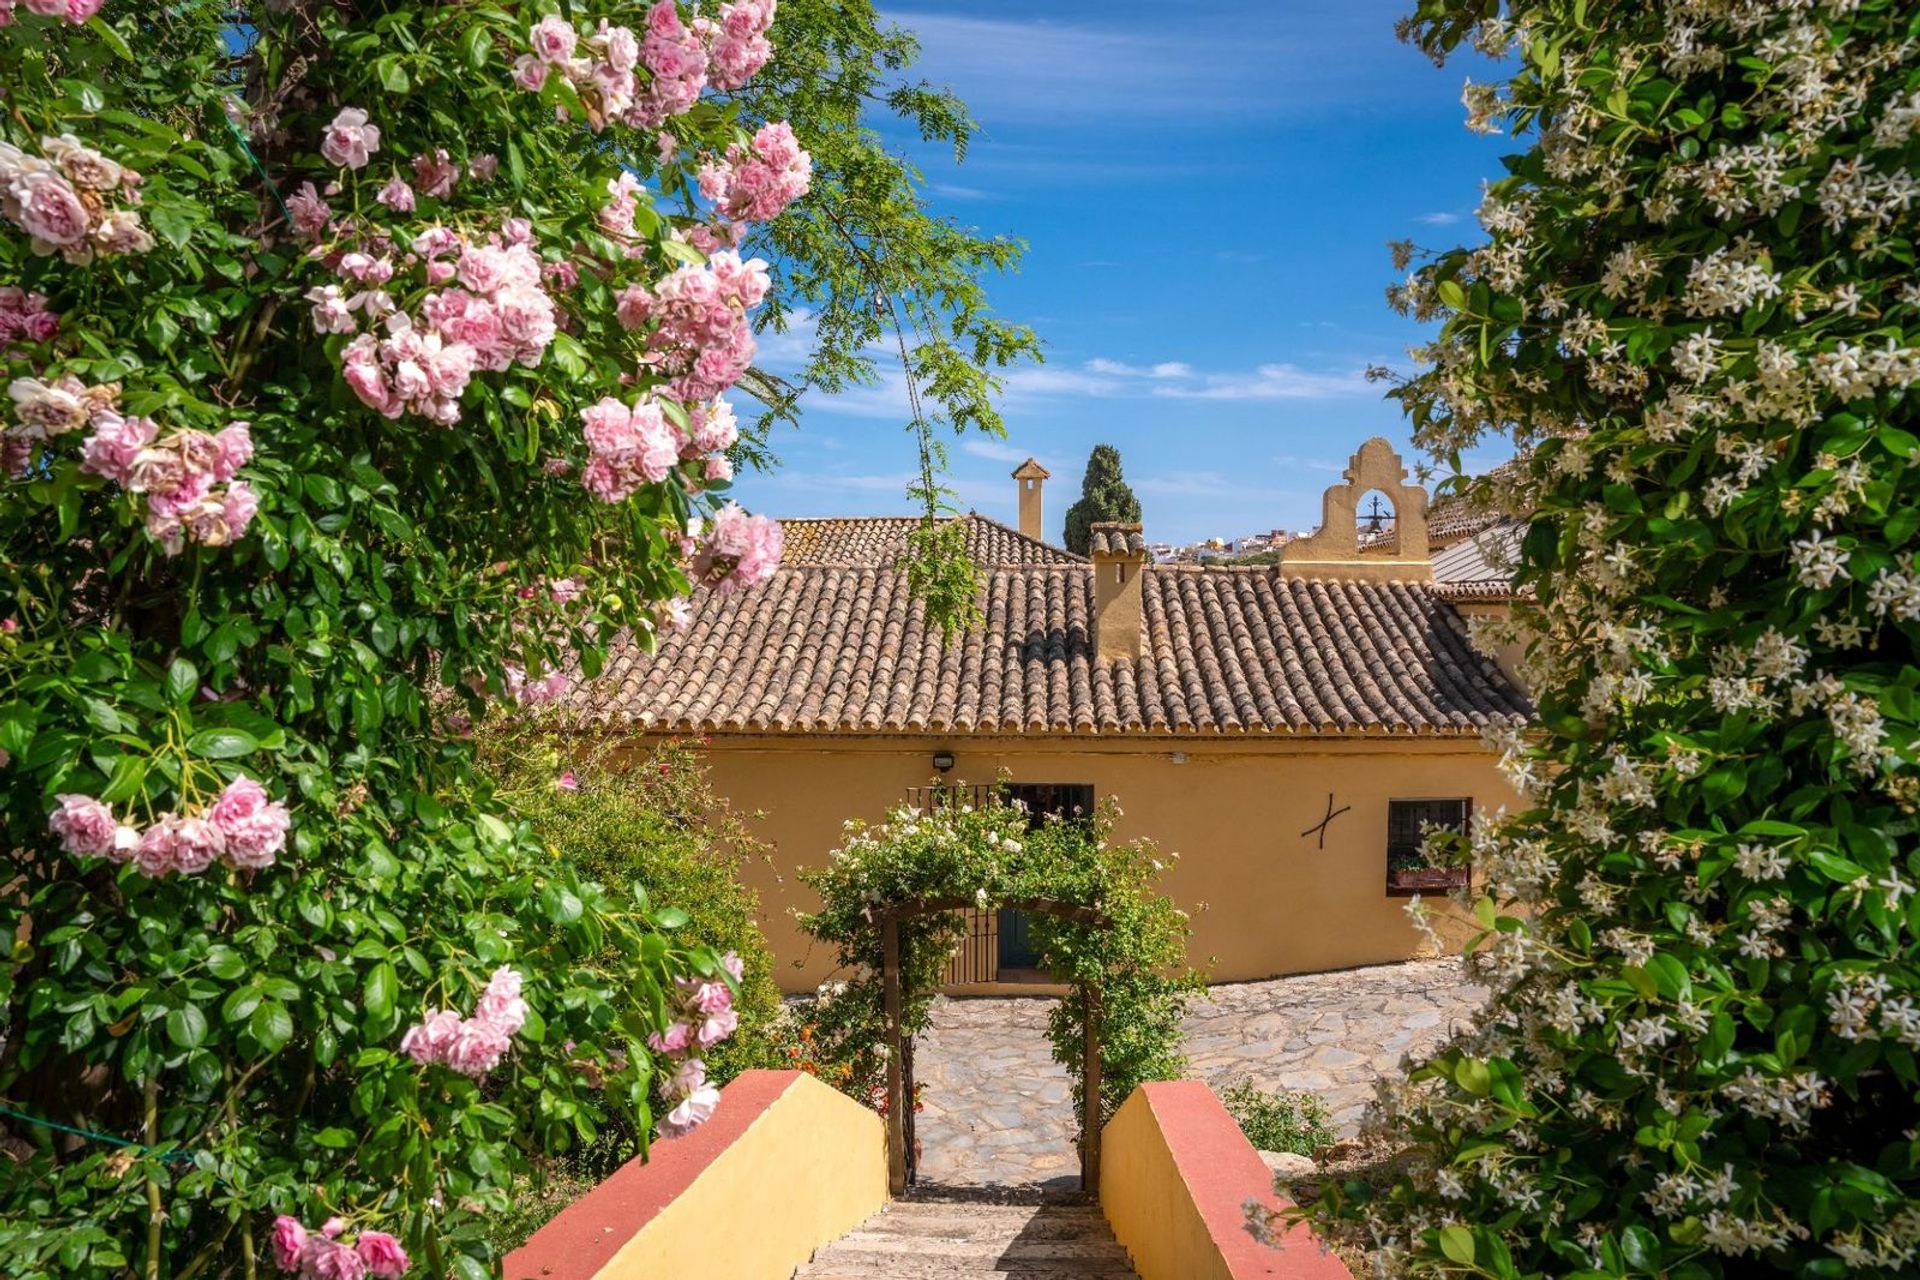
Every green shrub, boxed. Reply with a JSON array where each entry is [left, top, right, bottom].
[[1220, 1081, 1338, 1157], [478, 730, 786, 1084]]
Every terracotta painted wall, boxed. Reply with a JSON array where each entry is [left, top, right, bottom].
[[637, 733, 1514, 993], [1101, 1081, 1353, 1280]]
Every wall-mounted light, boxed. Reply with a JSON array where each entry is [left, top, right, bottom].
[[1169, 751, 1187, 765], [932, 750, 956, 773]]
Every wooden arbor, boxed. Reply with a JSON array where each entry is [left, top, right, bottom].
[[878, 896, 1110, 1196]]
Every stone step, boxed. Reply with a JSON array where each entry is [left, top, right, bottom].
[[797, 1269, 1139, 1280], [877, 1204, 1103, 1224], [811, 1239, 1134, 1267], [843, 1215, 1116, 1242]]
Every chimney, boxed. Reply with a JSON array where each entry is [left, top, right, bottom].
[[1089, 521, 1147, 662], [1012, 458, 1050, 541]]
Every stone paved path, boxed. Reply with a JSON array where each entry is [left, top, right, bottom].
[[912, 959, 1488, 1189]]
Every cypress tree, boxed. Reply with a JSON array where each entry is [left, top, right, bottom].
[[1063, 443, 1143, 555]]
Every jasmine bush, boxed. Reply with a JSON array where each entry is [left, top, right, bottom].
[[1284, 2, 1920, 1276]]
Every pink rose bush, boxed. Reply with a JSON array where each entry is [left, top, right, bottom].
[[512, 0, 776, 132], [48, 776, 291, 876], [0, 134, 151, 263], [617, 250, 769, 402], [271, 1215, 409, 1279], [308, 222, 557, 425], [697, 120, 812, 225], [646, 951, 743, 1136], [691, 501, 783, 594], [399, 966, 528, 1078], [0, 0, 106, 24], [4, 378, 258, 554], [0, 286, 57, 353]]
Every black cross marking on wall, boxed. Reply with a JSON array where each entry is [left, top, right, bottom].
[[1300, 792, 1352, 850]]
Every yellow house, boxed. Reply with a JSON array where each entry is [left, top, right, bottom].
[[573, 439, 1532, 993]]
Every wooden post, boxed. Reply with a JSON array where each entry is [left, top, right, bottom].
[[883, 916, 906, 1195], [1081, 985, 1102, 1195]]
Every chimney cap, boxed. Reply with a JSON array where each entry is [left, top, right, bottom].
[[1088, 521, 1146, 558], [1011, 457, 1051, 480]]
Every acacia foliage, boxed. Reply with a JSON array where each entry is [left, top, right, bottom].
[[1292, 2, 1920, 1277]]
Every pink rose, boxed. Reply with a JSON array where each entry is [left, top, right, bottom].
[[467, 153, 498, 181], [375, 176, 414, 212], [212, 421, 253, 481], [399, 1008, 463, 1066], [529, 13, 577, 63], [209, 775, 290, 868], [270, 1216, 308, 1272], [133, 816, 181, 877], [659, 1083, 720, 1137], [444, 1016, 511, 1077], [688, 980, 732, 1016], [721, 951, 745, 983], [474, 966, 527, 1036], [9, 169, 87, 247], [304, 1239, 367, 1280], [320, 107, 381, 170], [287, 181, 331, 238], [556, 770, 579, 791], [169, 816, 225, 875], [512, 54, 549, 92], [221, 481, 260, 542], [354, 1231, 409, 1279], [48, 794, 118, 857], [696, 1007, 737, 1047], [646, 1021, 692, 1055], [411, 149, 458, 199]]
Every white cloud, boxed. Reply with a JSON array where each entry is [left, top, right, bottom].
[[931, 182, 995, 201], [1084, 358, 1193, 379], [1415, 211, 1461, 225], [1152, 362, 1373, 402], [962, 438, 1052, 466], [888, 8, 1427, 125]]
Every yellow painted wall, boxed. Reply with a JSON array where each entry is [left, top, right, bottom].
[[635, 733, 1513, 993], [1100, 1087, 1236, 1280], [582, 1073, 886, 1280]]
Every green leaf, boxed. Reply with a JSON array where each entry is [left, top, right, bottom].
[[186, 728, 258, 759], [87, 13, 134, 60], [1437, 1224, 1476, 1266], [165, 1004, 207, 1049], [313, 1127, 357, 1149], [204, 946, 246, 981], [363, 962, 397, 1022], [375, 55, 411, 92], [165, 658, 200, 706], [250, 1001, 294, 1051]]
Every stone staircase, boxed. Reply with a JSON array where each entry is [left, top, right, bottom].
[[792, 1191, 1140, 1279]]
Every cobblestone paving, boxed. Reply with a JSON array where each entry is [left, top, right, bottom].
[[912, 959, 1488, 1189]]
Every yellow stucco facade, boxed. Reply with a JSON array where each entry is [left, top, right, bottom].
[[637, 731, 1514, 993]]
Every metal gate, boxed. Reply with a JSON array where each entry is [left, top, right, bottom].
[[907, 782, 1093, 989]]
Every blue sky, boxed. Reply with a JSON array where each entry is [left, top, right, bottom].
[[736, 0, 1511, 547]]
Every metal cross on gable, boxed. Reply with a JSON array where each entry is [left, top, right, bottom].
[[1300, 792, 1352, 849]]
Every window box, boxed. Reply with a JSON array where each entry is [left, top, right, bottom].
[[1385, 864, 1471, 895], [1386, 798, 1471, 896]]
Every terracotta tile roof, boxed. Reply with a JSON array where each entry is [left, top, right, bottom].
[[1088, 523, 1146, 557], [569, 564, 1532, 737], [1430, 521, 1528, 601], [779, 514, 1083, 568], [1427, 457, 1533, 546]]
